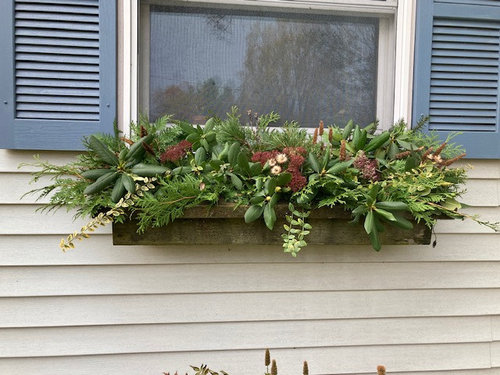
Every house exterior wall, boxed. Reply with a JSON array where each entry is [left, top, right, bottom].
[[0, 149, 499, 374]]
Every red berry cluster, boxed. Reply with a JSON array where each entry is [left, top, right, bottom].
[[251, 150, 280, 166], [160, 140, 192, 163], [283, 147, 307, 192], [251, 147, 308, 192], [353, 151, 380, 181]]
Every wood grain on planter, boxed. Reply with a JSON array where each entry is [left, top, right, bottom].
[[113, 204, 431, 246]]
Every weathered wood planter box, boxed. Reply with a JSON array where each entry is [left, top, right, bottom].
[[112, 204, 432, 246]]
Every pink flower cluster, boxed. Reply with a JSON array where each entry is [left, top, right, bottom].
[[160, 140, 192, 163], [283, 147, 307, 192], [251, 147, 307, 192], [251, 150, 280, 166], [353, 151, 380, 181]]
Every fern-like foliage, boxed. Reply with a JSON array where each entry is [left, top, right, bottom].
[[133, 175, 219, 232]]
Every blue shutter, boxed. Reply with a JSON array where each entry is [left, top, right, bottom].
[[413, 1, 500, 159], [0, 0, 116, 151]]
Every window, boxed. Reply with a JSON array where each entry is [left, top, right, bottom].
[[138, 0, 398, 128]]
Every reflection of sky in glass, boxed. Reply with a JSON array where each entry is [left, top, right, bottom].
[[150, 8, 252, 89], [149, 6, 378, 127]]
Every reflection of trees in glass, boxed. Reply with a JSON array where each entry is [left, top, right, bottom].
[[151, 78, 235, 123], [238, 20, 377, 127], [149, 9, 377, 127]]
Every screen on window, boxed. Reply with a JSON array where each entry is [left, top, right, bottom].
[[149, 5, 379, 127]]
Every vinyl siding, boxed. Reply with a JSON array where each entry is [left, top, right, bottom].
[[0, 149, 499, 375]]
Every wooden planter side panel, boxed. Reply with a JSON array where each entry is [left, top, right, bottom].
[[113, 215, 431, 246]]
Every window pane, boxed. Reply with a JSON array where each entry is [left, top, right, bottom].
[[149, 5, 379, 127]]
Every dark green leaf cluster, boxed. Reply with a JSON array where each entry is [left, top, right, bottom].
[[21, 109, 498, 254]]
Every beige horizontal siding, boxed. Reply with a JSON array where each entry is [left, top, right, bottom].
[[0, 233, 499, 265], [0, 151, 499, 374], [0, 343, 494, 375], [0, 316, 493, 357], [2, 290, 500, 328], [2, 262, 500, 297]]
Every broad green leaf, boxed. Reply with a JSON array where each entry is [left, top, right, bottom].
[[249, 162, 262, 176], [250, 195, 265, 205], [204, 117, 215, 132], [244, 205, 264, 223], [186, 133, 200, 143], [194, 147, 206, 165], [364, 210, 374, 234], [388, 142, 399, 159], [88, 135, 118, 166], [228, 142, 240, 165], [237, 152, 251, 175], [270, 192, 279, 207], [276, 172, 292, 186], [375, 201, 408, 211], [178, 121, 196, 135], [307, 152, 320, 173], [369, 229, 381, 251], [264, 203, 277, 230], [390, 214, 414, 230], [374, 208, 397, 221], [327, 160, 353, 175], [265, 178, 277, 195], [229, 173, 242, 190], [121, 173, 135, 193]]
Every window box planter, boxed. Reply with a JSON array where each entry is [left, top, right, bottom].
[[112, 204, 433, 246]]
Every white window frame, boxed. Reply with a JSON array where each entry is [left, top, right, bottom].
[[118, 0, 415, 135]]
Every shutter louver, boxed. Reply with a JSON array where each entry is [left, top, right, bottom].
[[15, 0, 100, 121], [429, 18, 500, 132]]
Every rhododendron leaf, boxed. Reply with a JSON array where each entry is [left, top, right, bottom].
[[194, 147, 206, 165], [244, 205, 264, 223], [390, 214, 413, 230], [270, 193, 279, 208], [369, 229, 381, 251], [276, 172, 292, 186], [265, 178, 277, 195], [264, 203, 277, 230], [237, 152, 250, 175], [250, 195, 265, 205], [186, 133, 200, 143], [204, 117, 215, 132], [364, 210, 374, 234], [228, 142, 240, 165], [249, 162, 262, 177], [179, 122, 196, 135], [375, 201, 408, 211], [307, 152, 320, 173], [374, 208, 396, 222], [229, 173, 242, 190]]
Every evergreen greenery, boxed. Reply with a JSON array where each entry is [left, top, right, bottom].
[[22, 109, 498, 254]]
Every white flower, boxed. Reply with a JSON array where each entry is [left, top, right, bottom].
[[271, 165, 282, 175], [276, 153, 288, 164], [268, 158, 277, 166]]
